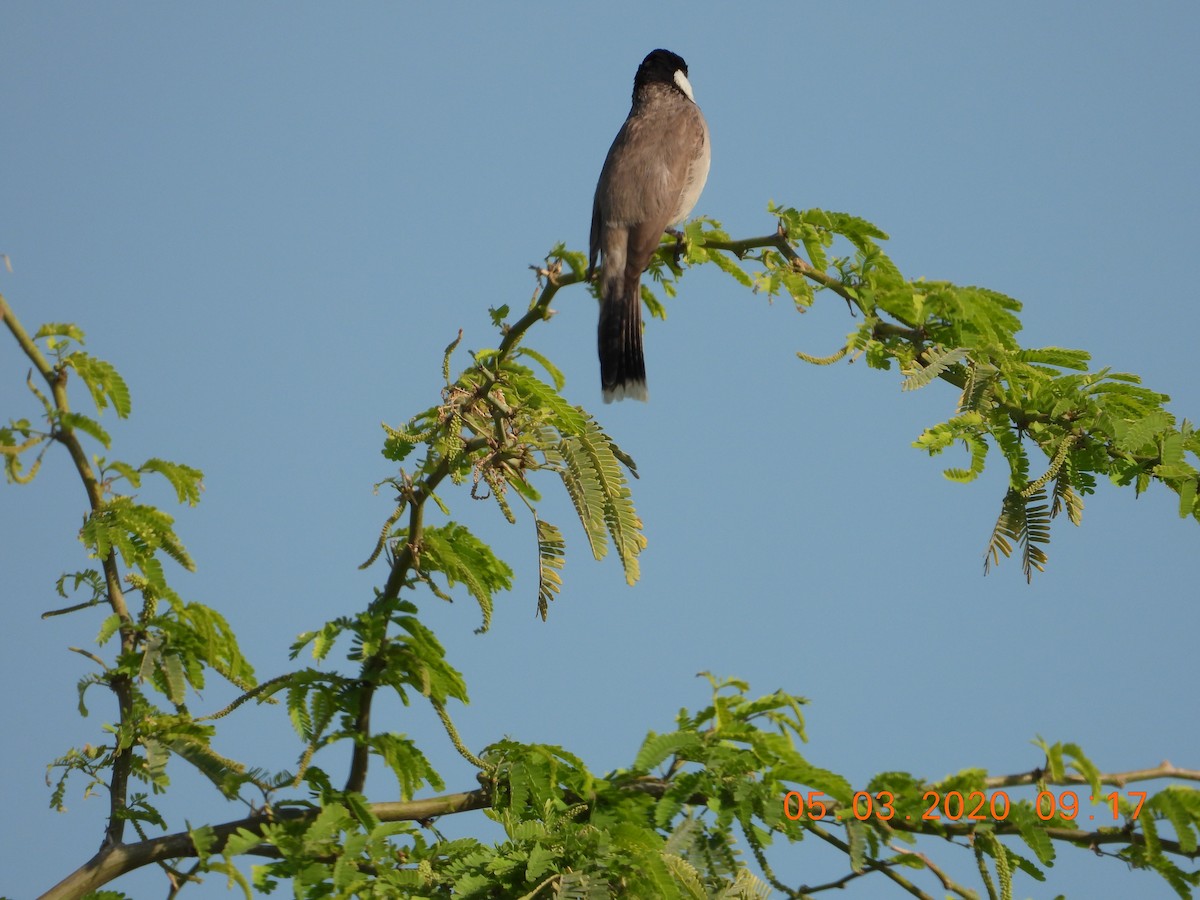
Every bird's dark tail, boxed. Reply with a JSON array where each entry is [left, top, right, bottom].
[[598, 269, 648, 403]]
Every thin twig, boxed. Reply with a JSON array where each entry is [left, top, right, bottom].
[[343, 262, 572, 793], [894, 845, 978, 899], [2, 295, 137, 848], [986, 760, 1200, 789], [807, 823, 936, 900]]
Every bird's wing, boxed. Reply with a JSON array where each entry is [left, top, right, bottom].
[[589, 192, 602, 278], [596, 100, 705, 229]]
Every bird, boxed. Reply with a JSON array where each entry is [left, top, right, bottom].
[[589, 49, 710, 403]]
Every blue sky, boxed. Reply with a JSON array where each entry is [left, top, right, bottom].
[[3, 4, 1198, 897]]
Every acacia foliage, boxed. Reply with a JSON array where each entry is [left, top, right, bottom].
[[3, 206, 1200, 899], [684, 206, 1199, 581]]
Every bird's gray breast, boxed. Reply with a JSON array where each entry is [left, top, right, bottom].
[[670, 105, 710, 225], [596, 87, 709, 230]]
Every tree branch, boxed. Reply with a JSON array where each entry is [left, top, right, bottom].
[[805, 823, 936, 900], [343, 263, 575, 793], [703, 232, 864, 313], [38, 789, 491, 899], [2, 295, 136, 848], [985, 760, 1200, 789], [701, 224, 1196, 527]]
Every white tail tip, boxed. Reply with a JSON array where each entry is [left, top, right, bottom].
[[603, 381, 649, 404]]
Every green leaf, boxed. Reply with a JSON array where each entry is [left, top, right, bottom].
[[96, 613, 123, 645], [162, 651, 187, 705], [557, 436, 607, 563], [80, 497, 196, 572], [1051, 470, 1085, 526], [548, 242, 589, 280], [845, 819, 868, 873], [1113, 410, 1175, 454], [189, 823, 218, 858], [984, 488, 1049, 582], [640, 283, 667, 321], [65, 351, 132, 418], [901, 346, 968, 391], [524, 842, 558, 881], [1016, 346, 1091, 371], [913, 412, 989, 483], [501, 364, 588, 436], [1061, 742, 1102, 799], [370, 732, 445, 799], [515, 346, 566, 391], [59, 411, 111, 448], [1178, 475, 1198, 520], [170, 738, 244, 799], [707, 249, 753, 288], [1142, 809, 1164, 863], [35, 322, 87, 343], [534, 518, 565, 621], [388, 613, 469, 705], [165, 600, 256, 688], [223, 826, 270, 858], [421, 522, 514, 634], [104, 459, 142, 487], [344, 791, 379, 830], [1009, 801, 1055, 865], [140, 457, 205, 505], [959, 360, 999, 413], [635, 731, 703, 772], [814, 209, 890, 248], [1153, 788, 1200, 855], [556, 417, 645, 586]]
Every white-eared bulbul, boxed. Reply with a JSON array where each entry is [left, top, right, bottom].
[[589, 49, 710, 403]]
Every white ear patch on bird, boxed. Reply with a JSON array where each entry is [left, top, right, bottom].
[[673, 69, 695, 102]]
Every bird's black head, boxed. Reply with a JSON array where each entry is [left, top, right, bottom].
[[632, 49, 693, 103]]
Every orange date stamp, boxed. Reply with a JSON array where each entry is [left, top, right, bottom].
[[782, 789, 1146, 823]]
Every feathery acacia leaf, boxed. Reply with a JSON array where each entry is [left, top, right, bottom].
[[635, 731, 704, 772], [420, 522, 513, 634], [1016, 346, 1091, 370], [65, 351, 132, 418], [81, 497, 195, 572], [369, 733, 444, 800], [984, 489, 1049, 583], [59, 412, 111, 448], [557, 417, 645, 585], [913, 413, 988, 483], [556, 434, 609, 563], [901, 346, 968, 391], [514, 347, 566, 391], [139, 458, 204, 505], [534, 517, 564, 621], [34, 322, 87, 343], [1051, 469, 1085, 526]]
